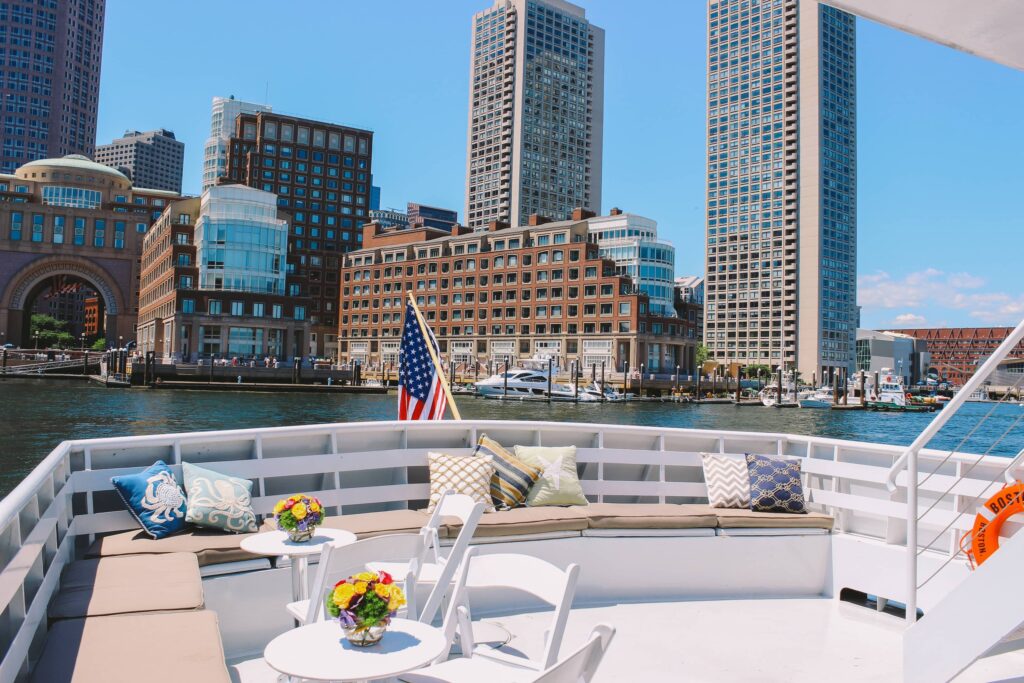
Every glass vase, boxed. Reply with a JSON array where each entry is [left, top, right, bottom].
[[286, 527, 315, 543], [342, 621, 388, 647]]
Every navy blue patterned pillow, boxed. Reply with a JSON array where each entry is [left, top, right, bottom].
[[111, 460, 188, 538], [745, 453, 807, 514]]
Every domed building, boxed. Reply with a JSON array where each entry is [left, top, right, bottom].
[[0, 155, 182, 348]]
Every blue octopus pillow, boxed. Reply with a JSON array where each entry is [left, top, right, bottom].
[[182, 462, 258, 533], [111, 460, 187, 539], [745, 453, 807, 514]]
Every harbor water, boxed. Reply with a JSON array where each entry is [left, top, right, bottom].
[[1, 378, 1022, 496]]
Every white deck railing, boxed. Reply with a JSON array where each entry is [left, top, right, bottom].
[[885, 317, 1024, 624], [0, 418, 1022, 680]]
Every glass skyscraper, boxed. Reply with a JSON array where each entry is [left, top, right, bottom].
[[465, 0, 604, 231], [704, 0, 856, 383]]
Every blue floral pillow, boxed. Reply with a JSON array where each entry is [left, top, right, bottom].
[[745, 453, 807, 514], [182, 462, 258, 533], [111, 460, 188, 539]]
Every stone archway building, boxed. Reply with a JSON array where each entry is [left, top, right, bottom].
[[0, 155, 180, 347]]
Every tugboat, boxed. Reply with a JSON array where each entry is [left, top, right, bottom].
[[865, 369, 935, 412]]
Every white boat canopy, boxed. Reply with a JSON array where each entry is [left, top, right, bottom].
[[823, 0, 1024, 71]]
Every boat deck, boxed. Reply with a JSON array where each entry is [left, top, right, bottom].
[[228, 597, 1024, 682]]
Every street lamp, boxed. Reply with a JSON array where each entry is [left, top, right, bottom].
[[80, 333, 86, 350], [33, 332, 40, 350]]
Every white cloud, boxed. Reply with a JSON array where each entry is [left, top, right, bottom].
[[892, 312, 927, 326], [858, 269, 1024, 326]]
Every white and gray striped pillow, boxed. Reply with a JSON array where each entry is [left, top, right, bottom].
[[701, 453, 751, 508]]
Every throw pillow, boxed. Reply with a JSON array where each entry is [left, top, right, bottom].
[[513, 445, 588, 507], [475, 434, 542, 510], [745, 453, 807, 514], [701, 453, 751, 508], [427, 452, 495, 512], [182, 462, 258, 533], [111, 460, 187, 539]]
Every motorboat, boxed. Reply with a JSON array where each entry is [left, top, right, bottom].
[[760, 371, 799, 407], [866, 368, 909, 410], [799, 386, 834, 409]]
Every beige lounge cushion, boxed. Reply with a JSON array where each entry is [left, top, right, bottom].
[[585, 503, 719, 529], [260, 509, 433, 538], [86, 526, 261, 566], [448, 505, 589, 538], [50, 552, 203, 620], [31, 611, 231, 683], [714, 507, 834, 530]]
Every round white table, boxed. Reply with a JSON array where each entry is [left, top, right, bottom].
[[241, 528, 357, 602], [264, 618, 447, 682]]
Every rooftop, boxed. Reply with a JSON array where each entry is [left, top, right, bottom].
[[19, 154, 130, 182]]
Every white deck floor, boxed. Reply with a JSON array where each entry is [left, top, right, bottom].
[[231, 597, 1024, 682], [479, 598, 1024, 683]]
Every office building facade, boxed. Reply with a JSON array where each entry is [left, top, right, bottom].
[[704, 0, 856, 383], [855, 329, 929, 385], [95, 129, 185, 193], [136, 186, 310, 362], [675, 275, 705, 306], [588, 209, 676, 318], [889, 327, 1024, 385], [465, 0, 604, 231], [220, 111, 373, 358], [201, 96, 272, 191], [338, 210, 698, 376], [0, 0, 105, 173]]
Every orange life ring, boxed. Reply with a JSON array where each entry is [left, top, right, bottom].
[[961, 482, 1024, 568]]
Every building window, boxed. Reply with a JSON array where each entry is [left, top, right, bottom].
[[41, 186, 101, 209], [208, 300, 222, 315], [93, 219, 106, 248], [52, 216, 65, 244], [231, 301, 244, 316], [114, 221, 126, 249], [31, 214, 44, 242], [182, 299, 195, 313], [272, 304, 282, 319], [253, 302, 265, 317], [179, 275, 193, 289], [136, 222, 147, 233], [177, 253, 191, 267], [9, 211, 22, 240], [294, 306, 306, 321], [73, 217, 85, 245]]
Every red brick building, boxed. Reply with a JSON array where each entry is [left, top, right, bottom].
[[890, 327, 1024, 384], [338, 210, 698, 375]]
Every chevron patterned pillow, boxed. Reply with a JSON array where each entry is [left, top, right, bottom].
[[701, 453, 751, 508]]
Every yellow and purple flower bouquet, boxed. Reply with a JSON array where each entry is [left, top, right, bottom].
[[274, 494, 323, 542], [326, 570, 406, 646]]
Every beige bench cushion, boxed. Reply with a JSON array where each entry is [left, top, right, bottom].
[[260, 510, 433, 538], [86, 527, 260, 566], [714, 507, 834, 530], [31, 611, 231, 683], [50, 552, 203, 620], [449, 505, 590, 538], [585, 503, 719, 529]]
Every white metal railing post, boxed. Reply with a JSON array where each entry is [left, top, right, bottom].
[[884, 316, 1024, 625]]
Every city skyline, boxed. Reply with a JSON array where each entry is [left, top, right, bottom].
[[93, 0, 1024, 330]]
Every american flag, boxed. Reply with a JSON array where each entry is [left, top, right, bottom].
[[398, 302, 447, 420]]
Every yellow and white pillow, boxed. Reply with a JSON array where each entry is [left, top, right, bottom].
[[427, 452, 495, 512]]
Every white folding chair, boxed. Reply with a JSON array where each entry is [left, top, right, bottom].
[[369, 492, 485, 624], [402, 623, 614, 683], [286, 533, 428, 625], [402, 552, 580, 682]]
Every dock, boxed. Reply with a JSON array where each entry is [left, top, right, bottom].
[[147, 381, 388, 394]]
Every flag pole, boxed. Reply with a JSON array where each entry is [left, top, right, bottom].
[[407, 292, 462, 420]]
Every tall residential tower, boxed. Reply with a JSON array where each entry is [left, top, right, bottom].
[[201, 96, 271, 190], [0, 0, 105, 173], [465, 0, 604, 231], [95, 129, 185, 193], [704, 0, 856, 382]]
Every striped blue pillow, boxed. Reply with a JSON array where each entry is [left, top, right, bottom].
[[475, 434, 541, 510]]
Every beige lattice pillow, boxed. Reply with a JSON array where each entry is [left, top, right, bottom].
[[427, 452, 495, 512]]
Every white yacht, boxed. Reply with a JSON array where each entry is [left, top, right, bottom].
[[474, 367, 599, 401], [760, 371, 799, 407], [799, 385, 835, 408], [868, 368, 909, 410]]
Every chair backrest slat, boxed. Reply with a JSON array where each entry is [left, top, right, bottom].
[[416, 495, 485, 625], [531, 624, 615, 683], [305, 533, 426, 623]]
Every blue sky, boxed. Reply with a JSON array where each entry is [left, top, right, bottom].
[[97, 1, 1023, 329]]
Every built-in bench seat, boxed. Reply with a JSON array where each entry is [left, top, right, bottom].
[[31, 610, 232, 683], [86, 526, 262, 566], [49, 552, 203, 621]]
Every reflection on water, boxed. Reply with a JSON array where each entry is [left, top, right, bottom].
[[1, 379, 1021, 496]]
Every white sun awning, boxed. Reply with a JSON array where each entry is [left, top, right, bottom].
[[822, 0, 1024, 71]]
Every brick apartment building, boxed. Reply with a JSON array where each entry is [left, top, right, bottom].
[[338, 210, 699, 376], [220, 111, 373, 359], [136, 187, 311, 362]]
